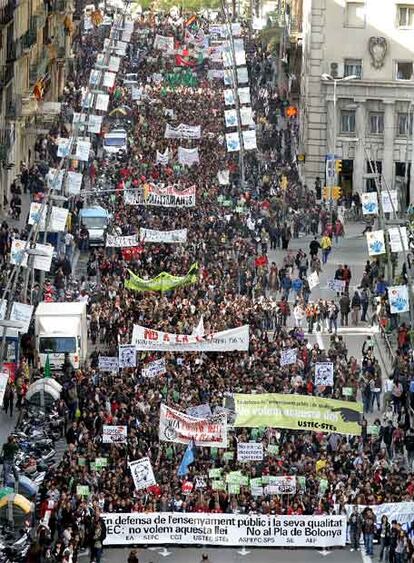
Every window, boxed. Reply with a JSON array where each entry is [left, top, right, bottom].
[[39, 337, 77, 354], [397, 4, 414, 27], [396, 61, 414, 80], [345, 2, 366, 27], [366, 161, 382, 192], [340, 110, 356, 134], [369, 112, 384, 134], [344, 59, 362, 78], [397, 112, 413, 135]]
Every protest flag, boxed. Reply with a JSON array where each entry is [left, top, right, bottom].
[[125, 262, 199, 292], [177, 440, 196, 477]]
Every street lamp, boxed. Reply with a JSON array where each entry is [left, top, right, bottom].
[[321, 73, 358, 222]]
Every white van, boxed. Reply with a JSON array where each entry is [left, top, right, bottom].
[[103, 128, 128, 154]]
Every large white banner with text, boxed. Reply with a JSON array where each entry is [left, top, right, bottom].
[[102, 513, 346, 547], [140, 229, 187, 244]]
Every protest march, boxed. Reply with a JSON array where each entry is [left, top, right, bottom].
[[1, 4, 414, 563]]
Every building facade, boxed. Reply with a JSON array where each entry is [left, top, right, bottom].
[[0, 0, 75, 209], [299, 0, 414, 205]]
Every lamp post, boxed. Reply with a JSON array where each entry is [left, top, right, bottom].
[[321, 73, 357, 224]]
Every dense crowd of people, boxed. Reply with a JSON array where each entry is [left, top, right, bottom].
[[0, 7, 413, 563]]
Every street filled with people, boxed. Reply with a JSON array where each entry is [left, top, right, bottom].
[[0, 6, 413, 563]]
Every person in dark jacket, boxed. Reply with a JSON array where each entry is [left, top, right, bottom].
[[89, 513, 107, 563], [348, 505, 363, 551], [378, 514, 391, 562]]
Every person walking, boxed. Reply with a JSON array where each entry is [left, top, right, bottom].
[[351, 290, 361, 325], [378, 515, 391, 562], [328, 301, 339, 334], [339, 293, 350, 327], [348, 506, 362, 552], [320, 234, 332, 265], [88, 512, 106, 563], [361, 507, 376, 557], [127, 549, 139, 563]]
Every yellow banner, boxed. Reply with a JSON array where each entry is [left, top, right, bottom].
[[234, 393, 362, 436]]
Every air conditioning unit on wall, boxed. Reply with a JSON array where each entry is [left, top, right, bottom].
[[329, 62, 344, 78]]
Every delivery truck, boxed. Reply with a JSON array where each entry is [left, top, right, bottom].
[[35, 302, 88, 369]]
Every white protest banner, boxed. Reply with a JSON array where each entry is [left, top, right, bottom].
[[367, 230, 385, 256], [242, 130, 257, 151], [33, 243, 53, 272], [315, 363, 334, 386], [29, 203, 69, 232], [72, 112, 87, 125], [95, 93, 110, 112], [207, 69, 224, 80], [264, 476, 296, 495], [237, 67, 249, 83], [280, 349, 297, 367], [388, 285, 409, 314], [0, 372, 8, 406], [225, 109, 237, 128], [153, 34, 174, 52], [308, 271, 320, 290], [178, 147, 199, 166], [103, 71, 116, 88], [103, 425, 127, 444], [106, 234, 139, 248], [140, 228, 187, 244], [76, 139, 91, 162], [327, 279, 346, 293], [381, 190, 399, 213], [124, 185, 196, 208], [118, 344, 136, 369], [129, 457, 156, 491], [164, 124, 201, 140], [238, 87, 251, 105], [217, 170, 230, 185], [185, 404, 212, 419], [10, 302, 33, 333], [388, 227, 409, 253], [132, 324, 249, 352], [102, 513, 346, 547], [142, 358, 166, 378], [237, 442, 263, 462], [159, 404, 227, 448], [88, 114, 103, 134], [156, 149, 169, 165], [191, 317, 204, 337], [224, 89, 235, 106], [98, 356, 119, 372], [361, 192, 378, 215], [66, 171, 83, 195], [226, 132, 240, 152], [343, 502, 414, 529]]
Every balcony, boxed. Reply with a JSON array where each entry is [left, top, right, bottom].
[[6, 40, 22, 62], [52, 0, 68, 12], [29, 47, 49, 85], [0, 62, 14, 87], [21, 28, 37, 51], [5, 96, 22, 120], [0, 1, 15, 26]]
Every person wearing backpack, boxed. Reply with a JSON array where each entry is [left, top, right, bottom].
[[351, 290, 361, 326]]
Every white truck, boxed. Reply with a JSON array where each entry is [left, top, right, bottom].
[[35, 302, 88, 370]]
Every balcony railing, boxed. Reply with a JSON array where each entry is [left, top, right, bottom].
[[21, 27, 37, 51], [0, 1, 15, 26], [5, 95, 22, 120], [30, 47, 49, 84]]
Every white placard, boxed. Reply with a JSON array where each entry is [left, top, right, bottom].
[[142, 358, 166, 378], [10, 239, 28, 267], [103, 71, 116, 88], [217, 170, 230, 185], [129, 457, 156, 491], [367, 230, 385, 256], [388, 285, 409, 314], [388, 227, 409, 253], [102, 513, 347, 547], [280, 349, 297, 367], [240, 106, 253, 126], [47, 168, 65, 190], [225, 109, 237, 128], [33, 243, 53, 272], [178, 147, 199, 166], [315, 362, 334, 386], [108, 56, 121, 72], [361, 192, 378, 215], [381, 190, 398, 213], [226, 132, 240, 152], [238, 87, 251, 105], [95, 93, 110, 112], [88, 114, 103, 134], [307, 271, 320, 290], [242, 130, 257, 150], [98, 356, 119, 372], [224, 89, 235, 106], [264, 476, 296, 495], [327, 279, 346, 293], [57, 138, 71, 157], [237, 442, 263, 462], [102, 425, 127, 444], [118, 344, 136, 368], [10, 302, 33, 333], [66, 171, 83, 195], [76, 140, 91, 162], [140, 228, 187, 244]]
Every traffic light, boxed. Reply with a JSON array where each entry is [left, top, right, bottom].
[[322, 186, 331, 200], [332, 186, 342, 200], [335, 160, 343, 173]]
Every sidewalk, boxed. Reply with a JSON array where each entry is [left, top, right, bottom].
[[0, 193, 31, 232]]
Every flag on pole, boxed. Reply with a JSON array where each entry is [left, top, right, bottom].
[[44, 353, 51, 378], [177, 440, 196, 476]]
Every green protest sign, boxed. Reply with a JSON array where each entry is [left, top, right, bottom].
[[239, 476, 249, 486], [76, 485, 90, 497], [90, 462, 96, 471], [226, 471, 242, 484], [298, 476, 306, 489], [95, 457, 108, 469], [212, 480, 226, 491], [267, 445, 279, 455], [342, 387, 353, 397], [222, 452, 234, 461], [77, 457, 86, 467], [319, 479, 328, 494], [250, 477, 262, 488], [367, 425, 380, 436], [209, 468, 222, 479], [228, 483, 240, 494]]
